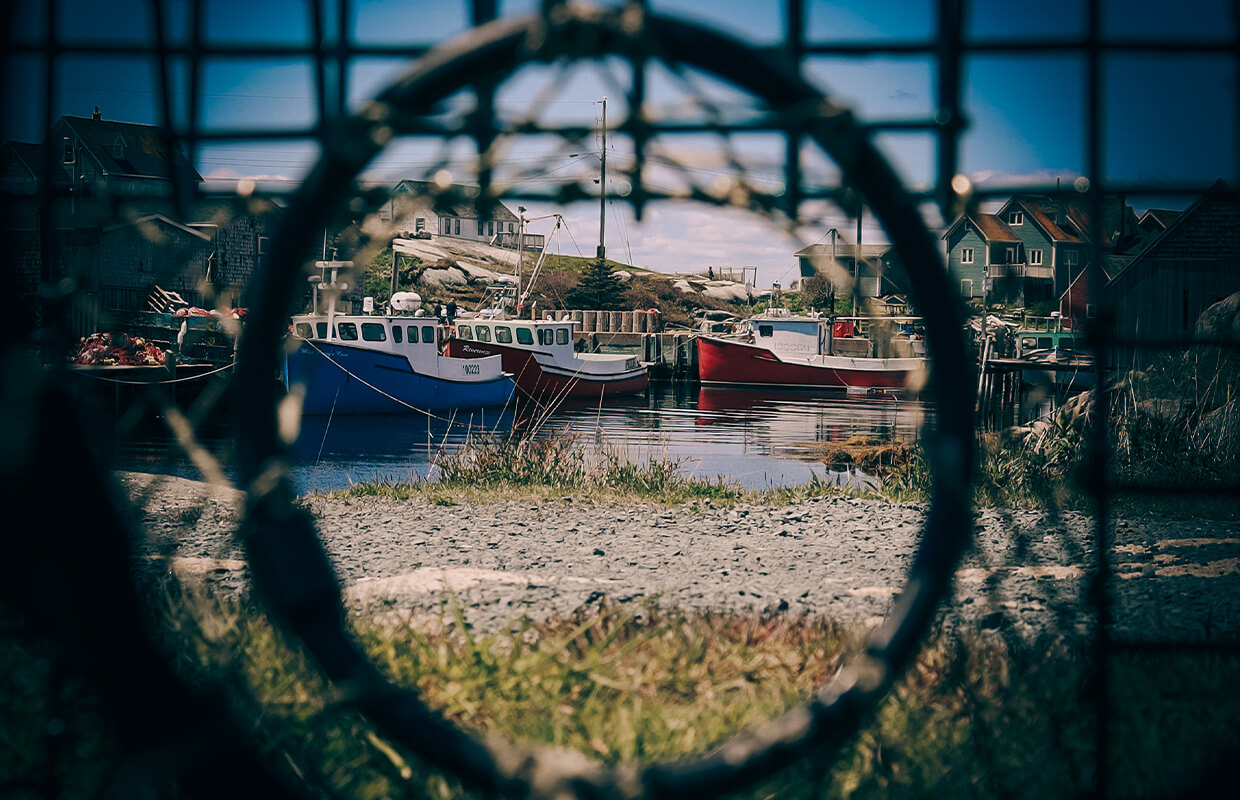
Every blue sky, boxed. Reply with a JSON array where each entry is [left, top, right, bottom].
[[4, 0, 1236, 287]]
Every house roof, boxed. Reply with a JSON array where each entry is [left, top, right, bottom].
[[3, 141, 41, 175], [1005, 194, 1143, 250], [103, 213, 213, 240], [1138, 208, 1183, 230], [1004, 196, 1086, 243], [61, 113, 202, 182], [941, 213, 1019, 243], [794, 241, 892, 259], [391, 179, 520, 222], [1106, 180, 1238, 287]]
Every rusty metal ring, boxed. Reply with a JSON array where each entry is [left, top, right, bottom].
[[235, 6, 973, 797]]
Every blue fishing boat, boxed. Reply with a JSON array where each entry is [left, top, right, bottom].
[[286, 284, 514, 415]]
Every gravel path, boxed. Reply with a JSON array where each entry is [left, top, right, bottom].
[[121, 472, 1240, 643]]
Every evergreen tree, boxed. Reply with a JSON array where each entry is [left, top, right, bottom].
[[565, 257, 627, 310]]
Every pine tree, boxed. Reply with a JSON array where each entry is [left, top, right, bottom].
[[565, 257, 627, 310]]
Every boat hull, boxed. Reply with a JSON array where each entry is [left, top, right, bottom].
[[445, 339, 649, 399], [696, 335, 922, 390], [285, 340, 514, 415]]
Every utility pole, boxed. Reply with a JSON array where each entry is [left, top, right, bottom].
[[517, 206, 526, 311], [597, 96, 607, 264], [854, 210, 863, 317]]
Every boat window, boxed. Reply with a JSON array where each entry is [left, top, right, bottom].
[[556, 327, 569, 345], [295, 323, 312, 338], [516, 327, 534, 345], [1021, 337, 1037, 349], [758, 325, 773, 338], [475, 325, 491, 343], [392, 326, 402, 344], [337, 322, 358, 341], [407, 325, 418, 343], [316, 322, 327, 338], [1062, 337, 1074, 350], [537, 329, 550, 346], [457, 325, 473, 340], [1037, 337, 1053, 349], [361, 323, 387, 342], [495, 326, 513, 343], [421, 325, 435, 344]]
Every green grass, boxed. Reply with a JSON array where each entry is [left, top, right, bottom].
[[5, 589, 1240, 798], [322, 431, 870, 508]]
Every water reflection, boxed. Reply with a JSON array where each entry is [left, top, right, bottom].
[[112, 384, 932, 493]]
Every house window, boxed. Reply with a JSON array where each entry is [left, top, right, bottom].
[[442, 217, 451, 234], [257, 235, 268, 260], [415, 217, 425, 231], [960, 279, 973, 297], [62, 138, 75, 164], [1063, 249, 1080, 266], [488, 220, 495, 236], [1005, 247, 1017, 264], [960, 247, 974, 264], [478, 220, 485, 236], [454, 219, 460, 235], [1009, 211, 1024, 225], [1030, 249, 1043, 266], [112, 136, 126, 159], [508, 222, 514, 233]]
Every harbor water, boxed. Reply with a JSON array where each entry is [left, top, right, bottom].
[[110, 384, 934, 494]]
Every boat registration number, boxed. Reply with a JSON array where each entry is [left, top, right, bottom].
[[462, 363, 481, 375]]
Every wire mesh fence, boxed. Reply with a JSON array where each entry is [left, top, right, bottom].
[[2, 0, 1239, 797]]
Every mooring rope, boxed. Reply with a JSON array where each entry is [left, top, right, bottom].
[[301, 338, 506, 425], [70, 361, 235, 385]]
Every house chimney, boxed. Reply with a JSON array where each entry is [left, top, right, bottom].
[[92, 106, 101, 120]]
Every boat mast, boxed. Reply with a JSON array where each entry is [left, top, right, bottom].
[[596, 96, 607, 264]]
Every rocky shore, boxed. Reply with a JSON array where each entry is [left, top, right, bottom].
[[121, 472, 1240, 643]]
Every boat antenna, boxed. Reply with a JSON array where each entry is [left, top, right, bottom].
[[517, 205, 526, 309], [596, 96, 607, 264]]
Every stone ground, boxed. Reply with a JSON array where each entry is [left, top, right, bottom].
[[120, 472, 1240, 644]]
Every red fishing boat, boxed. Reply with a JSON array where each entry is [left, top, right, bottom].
[[696, 309, 926, 391]]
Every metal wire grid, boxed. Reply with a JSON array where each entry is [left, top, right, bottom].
[[3, 0, 1239, 797]]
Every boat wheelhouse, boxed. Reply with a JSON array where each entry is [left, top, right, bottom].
[[446, 314, 649, 401], [1012, 314, 1095, 389], [696, 309, 927, 391]]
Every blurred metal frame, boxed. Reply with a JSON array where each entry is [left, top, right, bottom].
[[3, 0, 1238, 797]]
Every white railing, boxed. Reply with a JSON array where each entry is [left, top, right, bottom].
[[986, 262, 1053, 280]]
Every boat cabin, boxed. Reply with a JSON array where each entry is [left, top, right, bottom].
[[453, 319, 575, 351], [291, 314, 464, 376], [1015, 314, 1091, 358], [749, 313, 829, 357]]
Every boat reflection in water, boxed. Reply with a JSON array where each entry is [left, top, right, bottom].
[[113, 385, 928, 494], [292, 406, 516, 493]]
